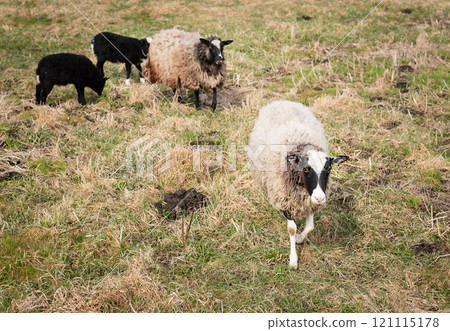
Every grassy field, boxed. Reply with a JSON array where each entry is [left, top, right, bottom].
[[0, 0, 448, 312]]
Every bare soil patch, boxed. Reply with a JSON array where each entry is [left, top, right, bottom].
[[411, 241, 449, 255], [381, 120, 401, 130], [154, 188, 209, 220], [398, 65, 414, 73], [190, 131, 221, 146]]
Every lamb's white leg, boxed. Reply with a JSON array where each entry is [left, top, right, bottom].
[[286, 219, 298, 269], [296, 213, 314, 244]]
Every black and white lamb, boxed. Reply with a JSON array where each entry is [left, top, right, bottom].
[[142, 29, 233, 110], [35, 53, 107, 105], [247, 100, 349, 269], [91, 32, 152, 85]]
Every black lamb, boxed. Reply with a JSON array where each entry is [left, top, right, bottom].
[[36, 53, 107, 105], [91, 32, 152, 85]]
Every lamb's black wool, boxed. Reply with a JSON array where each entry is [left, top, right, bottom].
[[91, 32, 151, 84], [35, 53, 106, 105]]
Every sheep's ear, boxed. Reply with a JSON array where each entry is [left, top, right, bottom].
[[222, 40, 233, 46], [287, 155, 308, 169], [104, 77, 109, 81], [200, 38, 210, 46], [286, 155, 299, 164], [330, 155, 349, 165]]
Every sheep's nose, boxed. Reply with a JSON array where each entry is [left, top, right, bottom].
[[312, 196, 325, 205]]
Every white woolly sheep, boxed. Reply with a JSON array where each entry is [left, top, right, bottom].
[[142, 29, 233, 110], [247, 100, 349, 269]]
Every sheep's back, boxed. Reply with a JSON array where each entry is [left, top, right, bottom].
[[37, 53, 99, 84], [144, 29, 200, 88], [249, 100, 328, 152]]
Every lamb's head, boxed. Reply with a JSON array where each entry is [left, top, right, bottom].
[[286, 150, 349, 205], [199, 36, 233, 65], [139, 37, 152, 59], [91, 76, 108, 96]]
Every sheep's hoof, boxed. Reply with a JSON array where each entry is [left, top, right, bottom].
[[125, 79, 131, 86], [289, 261, 298, 269], [295, 233, 306, 244], [140, 78, 145, 84]]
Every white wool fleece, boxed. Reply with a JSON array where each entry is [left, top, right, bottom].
[[247, 100, 330, 218], [249, 100, 329, 154]]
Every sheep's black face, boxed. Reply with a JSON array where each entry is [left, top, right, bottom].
[[199, 37, 233, 65], [139, 38, 152, 60], [93, 77, 108, 96], [286, 151, 349, 205]]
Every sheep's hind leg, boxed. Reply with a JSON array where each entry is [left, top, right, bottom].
[[194, 90, 200, 109], [286, 219, 298, 269], [125, 63, 132, 85], [35, 84, 42, 104], [136, 63, 145, 84], [296, 214, 314, 244], [211, 87, 217, 111], [172, 88, 183, 103], [40, 83, 53, 105]]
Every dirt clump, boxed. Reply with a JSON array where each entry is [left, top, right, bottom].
[[189, 140, 219, 146], [398, 65, 414, 73], [0, 154, 25, 182], [154, 188, 208, 220], [411, 241, 449, 255], [381, 120, 401, 129], [190, 131, 221, 146]]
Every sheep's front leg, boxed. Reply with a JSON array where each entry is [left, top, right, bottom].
[[211, 87, 217, 111], [96, 59, 106, 77], [286, 219, 298, 269], [296, 213, 314, 244], [75, 84, 86, 105]]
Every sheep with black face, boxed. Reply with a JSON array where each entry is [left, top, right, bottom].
[[247, 100, 349, 269], [142, 29, 233, 110], [91, 32, 152, 85]]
